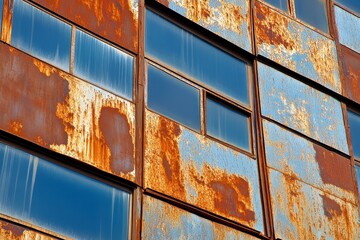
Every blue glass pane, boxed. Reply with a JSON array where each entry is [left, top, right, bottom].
[[74, 30, 134, 100], [295, 0, 329, 34], [11, 0, 71, 71], [356, 166, 360, 199], [264, 0, 289, 12], [148, 64, 200, 131], [348, 110, 360, 159], [336, 0, 360, 14], [206, 97, 250, 151], [146, 10, 249, 105], [0, 142, 130, 240]]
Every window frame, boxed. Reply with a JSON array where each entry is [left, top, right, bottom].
[[144, 7, 255, 157]]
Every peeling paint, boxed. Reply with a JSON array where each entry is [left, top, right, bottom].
[[32, 0, 139, 52], [157, 0, 252, 52], [144, 110, 263, 231], [258, 62, 349, 154], [255, 1, 342, 94], [142, 195, 259, 240], [0, 220, 58, 240]]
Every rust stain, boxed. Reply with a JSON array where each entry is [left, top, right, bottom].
[[33, 60, 57, 77], [0, 221, 24, 237], [0, 44, 68, 148], [342, 46, 360, 103], [157, 0, 170, 6], [314, 144, 355, 193], [321, 194, 342, 220], [52, 72, 135, 181], [32, 0, 138, 52], [0, 220, 57, 240], [1, 0, 13, 43]]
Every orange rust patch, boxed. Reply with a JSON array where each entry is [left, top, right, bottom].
[[8, 121, 23, 135], [1, 0, 13, 43], [157, 0, 170, 6], [0, 220, 25, 237], [313, 144, 355, 193], [342, 46, 360, 104], [321, 194, 342, 220], [32, 0, 138, 52], [33, 60, 57, 77], [99, 107, 134, 174], [0, 220, 57, 240]]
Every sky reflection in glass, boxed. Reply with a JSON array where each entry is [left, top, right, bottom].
[[295, 0, 329, 33], [348, 110, 360, 159], [336, 0, 360, 14], [0, 142, 130, 240], [264, 0, 289, 12]]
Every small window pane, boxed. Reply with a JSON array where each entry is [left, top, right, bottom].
[[74, 30, 134, 100], [206, 96, 250, 151], [294, 0, 329, 34], [263, 0, 289, 12], [348, 110, 360, 159], [356, 166, 360, 197], [11, 0, 71, 71], [0, 142, 130, 240], [146, 10, 249, 105], [147, 64, 200, 131], [336, 0, 360, 14]]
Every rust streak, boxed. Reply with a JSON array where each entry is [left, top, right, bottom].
[[1, 0, 13, 43], [321, 194, 342, 220]]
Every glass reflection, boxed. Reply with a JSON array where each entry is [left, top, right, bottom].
[[0, 0, 3, 33], [356, 166, 360, 199], [348, 110, 360, 159], [146, 9, 249, 105], [11, 0, 71, 71], [206, 96, 250, 151], [147, 64, 200, 131], [264, 0, 289, 12], [74, 30, 134, 100], [295, 0, 329, 34], [0, 142, 130, 240], [336, 0, 360, 14]]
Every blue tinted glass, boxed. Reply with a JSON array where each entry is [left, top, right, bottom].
[[356, 166, 360, 199], [74, 30, 134, 100], [148, 64, 200, 131], [348, 110, 360, 159], [295, 0, 329, 33], [0, 142, 130, 240], [206, 97, 250, 151], [264, 0, 289, 12], [146, 10, 249, 105], [336, 0, 360, 14], [11, 0, 71, 71]]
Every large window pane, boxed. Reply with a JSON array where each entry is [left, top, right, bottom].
[[74, 29, 134, 100], [336, 0, 360, 14], [147, 64, 200, 131], [294, 0, 329, 34], [348, 110, 360, 159], [263, 0, 289, 12], [0, 142, 130, 240], [146, 10, 249, 105], [206, 96, 250, 151], [11, 0, 71, 71]]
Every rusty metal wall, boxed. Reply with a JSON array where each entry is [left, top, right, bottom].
[[341, 45, 360, 104], [142, 195, 260, 239], [155, 0, 252, 53], [254, 1, 342, 94], [144, 110, 264, 232]]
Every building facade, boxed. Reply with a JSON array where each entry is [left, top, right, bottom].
[[0, 0, 359, 239]]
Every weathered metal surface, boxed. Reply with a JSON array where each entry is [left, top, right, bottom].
[[144, 110, 263, 231], [263, 119, 356, 204], [258, 62, 349, 154], [269, 169, 359, 240], [0, 219, 58, 240], [31, 0, 138, 53], [0, 42, 136, 181], [335, 6, 360, 54], [156, 0, 252, 53], [142, 195, 260, 240], [341, 45, 360, 104], [254, 1, 342, 94], [1, 0, 12, 43]]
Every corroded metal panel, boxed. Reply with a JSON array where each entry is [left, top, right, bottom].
[[142, 195, 260, 240], [156, 0, 252, 53], [335, 6, 360, 54], [31, 0, 138, 53], [0, 43, 136, 181], [263, 119, 356, 204], [258, 62, 349, 154], [0, 219, 58, 240], [144, 110, 263, 231], [254, 1, 342, 94], [341, 45, 360, 104], [269, 169, 359, 240]]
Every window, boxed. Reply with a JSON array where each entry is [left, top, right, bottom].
[[263, 0, 289, 12], [0, 141, 131, 239], [356, 165, 360, 199], [336, 0, 360, 15], [347, 110, 360, 159], [11, 0, 71, 71], [147, 64, 201, 131], [294, 0, 329, 34], [145, 9, 252, 153], [74, 29, 134, 100]]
